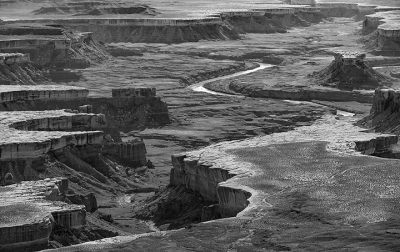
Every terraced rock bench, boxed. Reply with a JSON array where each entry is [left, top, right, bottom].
[[360, 88, 400, 134], [363, 11, 400, 52], [0, 86, 170, 131], [0, 85, 88, 102], [312, 51, 391, 90], [50, 114, 400, 251], [4, 17, 238, 43], [0, 178, 85, 252], [0, 24, 108, 67], [316, 2, 360, 17], [0, 110, 105, 160], [0, 53, 30, 64]]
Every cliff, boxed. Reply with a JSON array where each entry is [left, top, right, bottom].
[[10, 18, 240, 44], [0, 53, 48, 85], [33, 2, 159, 16], [0, 87, 170, 132], [0, 24, 109, 68], [359, 88, 400, 134], [0, 178, 85, 252], [0, 86, 167, 183], [312, 51, 392, 90], [363, 11, 400, 54], [170, 154, 251, 217]]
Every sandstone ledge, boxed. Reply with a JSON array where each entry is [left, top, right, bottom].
[[0, 110, 105, 160], [0, 85, 88, 102], [45, 114, 400, 251], [0, 178, 85, 251]]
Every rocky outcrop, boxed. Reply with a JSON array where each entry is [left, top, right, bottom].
[[170, 154, 249, 218], [33, 2, 159, 16], [312, 52, 391, 90], [0, 87, 170, 131], [220, 7, 324, 34], [103, 140, 147, 167], [359, 89, 400, 134], [12, 17, 240, 44], [355, 135, 398, 155], [283, 0, 316, 5], [0, 24, 109, 68], [363, 11, 400, 54], [0, 53, 48, 85], [0, 85, 165, 183], [317, 3, 360, 17], [0, 178, 86, 252]]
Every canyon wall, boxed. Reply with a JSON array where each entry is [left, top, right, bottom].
[[10, 18, 239, 44], [0, 178, 86, 252], [0, 25, 109, 68], [0, 53, 48, 85], [363, 11, 400, 53], [170, 154, 250, 218], [312, 52, 391, 90], [0, 86, 167, 183], [359, 89, 400, 134]]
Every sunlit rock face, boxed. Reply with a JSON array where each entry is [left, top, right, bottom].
[[170, 154, 250, 218], [312, 52, 391, 90], [283, 0, 316, 5], [0, 53, 48, 85], [0, 87, 170, 132], [360, 89, 400, 134], [0, 178, 85, 252], [0, 24, 109, 68], [363, 10, 400, 53], [222, 8, 323, 34], [32, 2, 159, 16]]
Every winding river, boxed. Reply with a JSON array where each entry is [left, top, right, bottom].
[[188, 62, 355, 116], [188, 63, 274, 96]]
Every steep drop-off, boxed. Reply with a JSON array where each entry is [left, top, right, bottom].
[[0, 53, 48, 85], [312, 52, 392, 90], [359, 89, 400, 134], [64, 20, 240, 44], [0, 24, 109, 68]]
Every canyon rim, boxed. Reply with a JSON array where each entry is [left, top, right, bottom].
[[1, 0, 400, 251]]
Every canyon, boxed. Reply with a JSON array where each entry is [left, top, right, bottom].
[[1, 0, 400, 251]]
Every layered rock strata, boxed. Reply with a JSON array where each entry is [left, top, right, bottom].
[[363, 10, 400, 53], [0, 24, 108, 67], [0, 53, 47, 85], [359, 88, 400, 134], [103, 140, 147, 167], [33, 2, 158, 16], [0, 86, 170, 131], [0, 178, 85, 252], [0, 85, 161, 181], [50, 114, 400, 251], [312, 51, 391, 90], [8, 17, 240, 44]]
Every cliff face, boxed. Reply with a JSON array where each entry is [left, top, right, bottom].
[[363, 11, 400, 54], [0, 53, 48, 85], [0, 25, 109, 68], [66, 22, 240, 44], [170, 154, 251, 218], [312, 52, 391, 90], [359, 89, 400, 134], [33, 2, 158, 16], [0, 178, 86, 252], [0, 89, 170, 132], [0, 86, 165, 184]]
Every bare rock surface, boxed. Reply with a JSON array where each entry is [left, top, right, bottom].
[[312, 51, 392, 90], [45, 114, 400, 251], [0, 177, 85, 251]]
